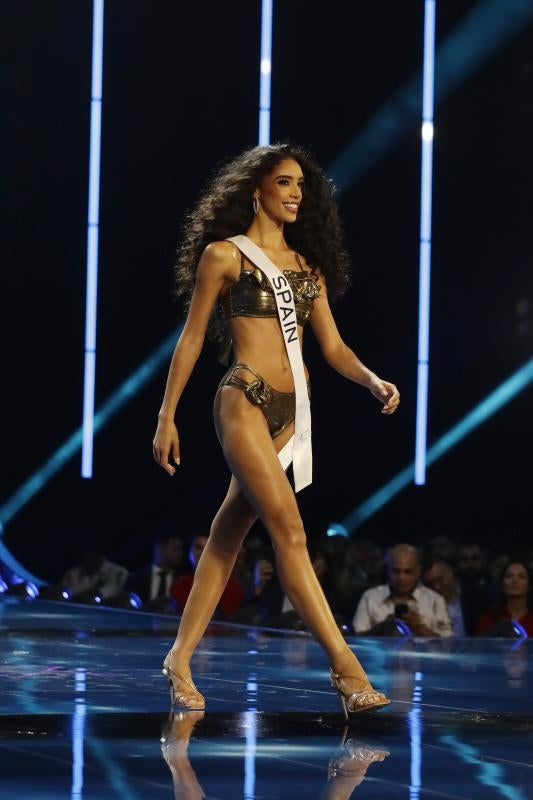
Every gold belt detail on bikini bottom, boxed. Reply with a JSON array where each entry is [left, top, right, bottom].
[[217, 363, 308, 439]]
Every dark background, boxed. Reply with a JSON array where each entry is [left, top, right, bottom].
[[2, 1, 532, 581]]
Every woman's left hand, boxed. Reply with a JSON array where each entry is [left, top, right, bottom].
[[369, 375, 400, 415]]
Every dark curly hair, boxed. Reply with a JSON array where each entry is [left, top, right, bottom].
[[174, 143, 351, 353]]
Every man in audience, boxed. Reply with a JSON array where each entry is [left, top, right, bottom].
[[125, 529, 185, 610], [456, 543, 488, 589], [335, 537, 385, 617], [426, 533, 458, 565], [422, 558, 487, 635], [233, 539, 347, 630], [61, 549, 128, 601], [353, 543, 452, 636]]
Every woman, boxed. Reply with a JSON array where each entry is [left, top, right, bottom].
[[476, 561, 533, 636], [152, 144, 400, 718]]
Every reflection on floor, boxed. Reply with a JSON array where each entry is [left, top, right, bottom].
[[1, 597, 532, 799]]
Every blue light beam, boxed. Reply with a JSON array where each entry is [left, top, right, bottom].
[[258, 0, 273, 145], [340, 358, 533, 532], [440, 735, 527, 800], [82, 0, 105, 478], [415, 1, 436, 486], [328, 0, 533, 194], [0, 327, 182, 532]]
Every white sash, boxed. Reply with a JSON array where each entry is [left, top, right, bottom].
[[226, 235, 312, 491]]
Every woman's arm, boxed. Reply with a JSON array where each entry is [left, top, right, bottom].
[[310, 271, 400, 414], [153, 241, 236, 474]]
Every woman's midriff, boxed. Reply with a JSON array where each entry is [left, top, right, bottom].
[[227, 316, 309, 391]]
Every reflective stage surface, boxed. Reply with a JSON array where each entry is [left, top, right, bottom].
[[1, 597, 532, 799]]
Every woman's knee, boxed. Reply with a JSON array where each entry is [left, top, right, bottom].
[[266, 508, 307, 551], [210, 491, 257, 551]]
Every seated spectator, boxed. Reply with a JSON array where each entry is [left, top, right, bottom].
[[231, 540, 348, 631], [486, 552, 510, 586], [476, 561, 533, 636], [230, 540, 289, 626], [426, 532, 458, 565], [170, 533, 245, 618], [422, 558, 488, 635], [353, 544, 452, 637], [124, 529, 186, 610], [335, 537, 385, 617], [230, 546, 282, 626], [456, 543, 489, 590], [61, 550, 128, 600], [230, 543, 254, 598], [276, 542, 347, 629]]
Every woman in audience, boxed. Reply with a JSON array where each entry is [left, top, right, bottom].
[[476, 561, 533, 636]]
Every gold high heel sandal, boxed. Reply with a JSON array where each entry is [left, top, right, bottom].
[[162, 649, 205, 711], [328, 732, 390, 779], [330, 669, 390, 719]]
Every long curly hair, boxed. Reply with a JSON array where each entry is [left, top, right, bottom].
[[174, 143, 351, 351]]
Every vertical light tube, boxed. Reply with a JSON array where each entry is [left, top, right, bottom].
[[258, 0, 273, 144], [72, 668, 86, 798], [415, 0, 436, 485], [243, 675, 257, 799], [82, 0, 105, 478], [408, 671, 423, 799]]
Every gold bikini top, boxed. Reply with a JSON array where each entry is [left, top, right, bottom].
[[221, 251, 321, 325]]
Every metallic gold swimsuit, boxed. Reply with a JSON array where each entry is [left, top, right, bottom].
[[217, 363, 311, 438], [221, 252, 319, 324], [217, 251, 319, 438]]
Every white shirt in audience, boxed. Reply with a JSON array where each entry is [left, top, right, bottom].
[[353, 583, 453, 636]]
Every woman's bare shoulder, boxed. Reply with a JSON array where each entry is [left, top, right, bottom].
[[198, 240, 240, 281], [203, 240, 239, 262]]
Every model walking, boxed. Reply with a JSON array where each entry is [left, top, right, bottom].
[[153, 144, 400, 718]]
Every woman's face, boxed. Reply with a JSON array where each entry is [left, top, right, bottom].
[[503, 563, 530, 598], [255, 158, 304, 224]]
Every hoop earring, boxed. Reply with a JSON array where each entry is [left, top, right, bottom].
[[253, 196, 260, 214]]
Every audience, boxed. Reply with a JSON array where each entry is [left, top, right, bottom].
[[486, 553, 510, 586], [229, 539, 348, 631], [29, 522, 530, 643], [335, 537, 385, 617], [247, 545, 282, 623], [170, 533, 245, 618], [61, 550, 128, 601], [476, 561, 533, 636], [422, 558, 487, 636], [230, 545, 255, 599], [425, 533, 458, 566], [274, 542, 346, 630], [353, 544, 452, 636], [456, 543, 489, 590], [124, 529, 186, 610]]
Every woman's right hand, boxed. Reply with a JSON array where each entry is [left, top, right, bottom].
[[153, 417, 180, 476]]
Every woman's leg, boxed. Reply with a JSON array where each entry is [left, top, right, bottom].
[[212, 388, 371, 685], [169, 398, 299, 677], [169, 474, 257, 673]]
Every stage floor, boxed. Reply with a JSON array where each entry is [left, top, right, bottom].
[[1, 597, 532, 799]]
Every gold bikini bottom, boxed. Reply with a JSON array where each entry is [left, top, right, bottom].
[[216, 363, 309, 439]]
